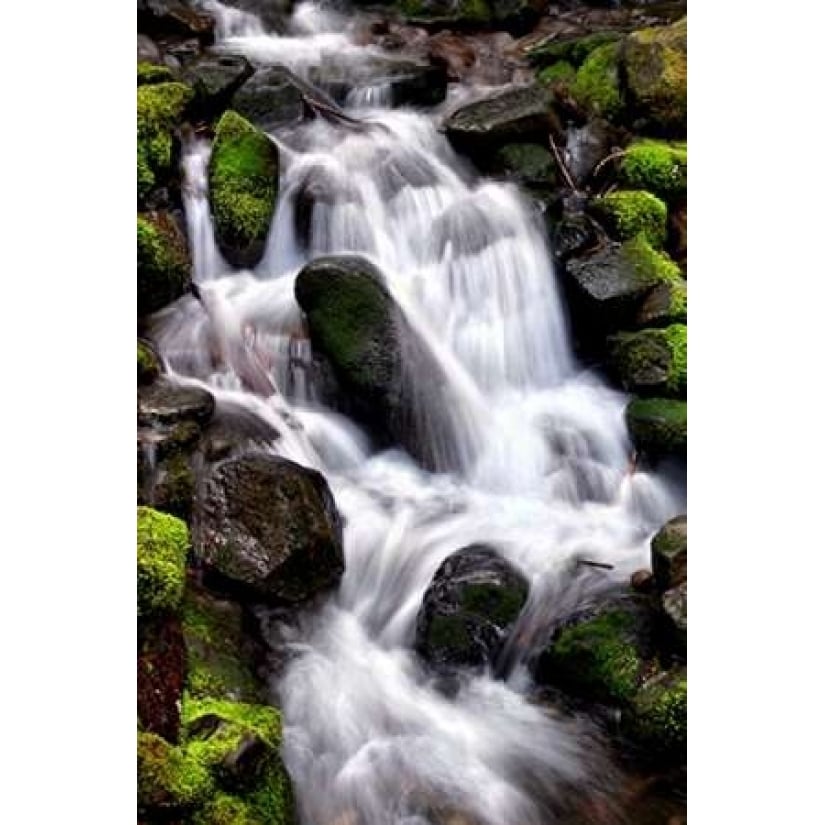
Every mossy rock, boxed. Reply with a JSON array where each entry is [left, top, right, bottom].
[[138, 340, 161, 385], [626, 397, 687, 459], [150, 453, 197, 523], [635, 276, 687, 329], [607, 324, 686, 398], [625, 666, 687, 757], [398, 0, 492, 27], [182, 582, 268, 703], [537, 60, 576, 89], [138, 61, 176, 86], [537, 595, 656, 705], [528, 30, 623, 68], [137, 212, 191, 317], [138, 731, 214, 814], [208, 110, 279, 269], [590, 190, 668, 248], [651, 515, 687, 592], [137, 505, 190, 618], [618, 139, 687, 201], [494, 142, 557, 189], [570, 41, 624, 120], [137, 81, 193, 202], [622, 17, 687, 136], [660, 582, 687, 657]]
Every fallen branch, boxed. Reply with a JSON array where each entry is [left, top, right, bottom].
[[593, 148, 629, 179], [576, 559, 615, 570], [548, 131, 578, 192]]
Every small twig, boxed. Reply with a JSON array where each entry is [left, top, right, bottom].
[[548, 131, 578, 192], [576, 559, 615, 570], [593, 148, 629, 179]]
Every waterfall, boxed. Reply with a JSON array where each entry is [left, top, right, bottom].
[[151, 3, 686, 823]]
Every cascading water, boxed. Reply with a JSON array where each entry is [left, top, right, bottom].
[[152, 3, 685, 822]]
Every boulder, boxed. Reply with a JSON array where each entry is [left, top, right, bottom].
[[415, 545, 529, 671], [182, 54, 255, 119], [398, 0, 493, 28], [651, 515, 687, 592], [618, 139, 687, 202], [527, 30, 622, 68], [137, 212, 192, 315], [622, 17, 687, 136], [138, 33, 162, 64], [590, 189, 668, 248], [138, 378, 215, 428], [669, 201, 687, 270], [138, 339, 162, 385], [606, 324, 686, 398], [563, 117, 617, 187], [625, 666, 687, 757], [230, 66, 306, 131], [137, 506, 191, 618], [625, 397, 687, 459], [661, 582, 687, 656], [208, 111, 279, 269], [137, 0, 215, 44], [194, 454, 344, 604], [569, 41, 623, 120], [443, 83, 557, 158], [493, 142, 557, 192], [138, 61, 175, 86]]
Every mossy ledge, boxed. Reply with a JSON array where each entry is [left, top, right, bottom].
[[137, 211, 191, 317], [619, 139, 687, 202], [570, 41, 623, 120], [607, 323, 686, 398], [208, 110, 279, 269], [137, 506, 190, 618], [626, 397, 687, 459], [591, 190, 668, 248]]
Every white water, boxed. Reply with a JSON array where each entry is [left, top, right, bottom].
[[152, 4, 685, 822]]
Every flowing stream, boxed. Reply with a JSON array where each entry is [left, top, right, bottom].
[[151, 3, 685, 822]]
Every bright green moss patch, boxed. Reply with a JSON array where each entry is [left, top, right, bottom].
[[664, 323, 687, 395], [619, 139, 687, 201], [626, 667, 687, 755], [137, 82, 193, 201], [621, 235, 682, 290], [138, 731, 214, 812], [591, 190, 667, 247], [608, 324, 686, 398], [570, 42, 623, 119], [137, 212, 191, 316], [138, 340, 160, 385], [538, 61, 576, 88], [138, 62, 175, 86], [626, 397, 687, 457], [208, 111, 279, 265], [137, 506, 189, 618]]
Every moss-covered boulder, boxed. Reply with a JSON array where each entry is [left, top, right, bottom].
[[138, 340, 161, 385], [570, 41, 623, 120], [661, 582, 687, 657], [494, 142, 557, 192], [528, 30, 623, 69], [137, 0, 216, 44], [651, 515, 687, 592], [137, 212, 191, 317], [564, 236, 686, 342], [537, 61, 576, 90], [138, 61, 175, 86], [622, 17, 687, 136], [619, 139, 687, 202], [137, 81, 193, 202], [416, 544, 529, 672], [443, 83, 556, 160], [138, 732, 215, 815], [208, 110, 279, 269], [194, 453, 344, 604], [138, 378, 215, 428], [398, 0, 492, 28], [625, 666, 687, 756], [606, 324, 686, 398], [231, 66, 308, 132], [182, 582, 268, 703], [626, 397, 687, 459], [138, 506, 190, 618], [590, 190, 668, 248], [183, 54, 256, 120]]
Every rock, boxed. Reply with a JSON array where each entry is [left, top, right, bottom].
[[563, 117, 617, 186], [618, 139, 687, 202], [625, 397, 687, 459], [537, 60, 576, 89], [590, 190, 668, 248], [137, 81, 193, 202], [142, 453, 198, 523], [669, 201, 687, 269], [634, 277, 687, 329], [138, 212, 191, 315], [294, 255, 466, 471], [415, 544, 529, 671], [137, 0, 215, 45], [493, 142, 557, 192], [398, 0, 493, 29], [661, 582, 687, 656], [427, 32, 477, 80], [208, 110, 279, 269], [443, 83, 557, 158], [625, 666, 687, 757], [138, 378, 215, 427], [651, 515, 687, 592], [622, 17, 687, 136], [527, 30, 622, 69], [549, 210, 599, 262], [569, 41, 623, 120], [564, 236, 686, 342], [182, 54, 255, 119], [137, 33, 162, 64], [226, 0, 293, 32], [138, 614, 187, 743], [230, 66, 306, 131], [137, 731, 214, 815], [630, 569, 655, 593], [137, 506, 190, 618], [534, 593, 657, 705], [182, 581, 269, 702], [138, 61, 175, 86], [138, 340, 162, 385], [488, 0, 545, 35], [194, 454, 344, 604], [606, 324, 686, 398]]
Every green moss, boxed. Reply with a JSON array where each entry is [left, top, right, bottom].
[[626, 397, 687, 457], [548, 609, 644, 704], [427, 615, 472, 651], [137, 212, 190, 316], [208, 111, 279, 260], [528, 31, 622, 68], [538, 61, 576, 88], [191, 793, 262, 825], [138, 62, 175, 86], [138, 731, 214, 812], [137, 506, 190, 618], [137, 82, 193, 201], [619, 139, 687, 201], [460, 582, 526, 626], [138, 340, 161, 385], [495, 143, 556, 186], [626, 668, 687, 755], [608, 324, 686, 398], [154, 454, 196, 523], [663, 323, 687, 395], [591, 190, 667, 248], [621, 235, 682, 290], [399, 0, 492, 25], [570, 42, 623, 119]]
